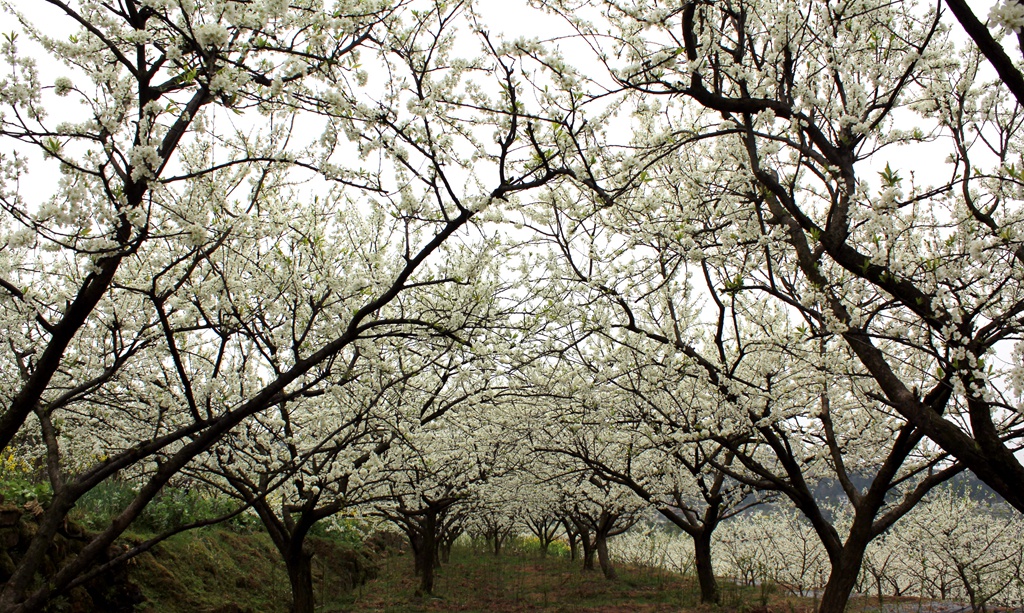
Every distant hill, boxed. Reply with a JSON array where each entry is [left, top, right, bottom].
[[810, 470, 1004, 508], [649, 469, 1011, 532]]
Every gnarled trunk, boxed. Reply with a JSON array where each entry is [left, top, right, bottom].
[[596, 532, 616, 580], [244, 491, 320, 613], [416, 510, 438, 595], [408, 530, 424, 575], [285, 545, 316, 613], [818, 532, 871, 613], [579, 526, 595, 571], [562, 519, 579, 561], [694, 528, 720, 604], [439, 524, 461, 565]]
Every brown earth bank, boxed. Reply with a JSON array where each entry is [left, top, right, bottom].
[[0, 501, 380, 613], [0, 502, 144, 612]]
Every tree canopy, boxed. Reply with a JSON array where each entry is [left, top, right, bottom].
[[2, 0, 1024, 612]]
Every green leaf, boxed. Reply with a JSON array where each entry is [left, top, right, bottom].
[[879, 162, 901, 188], [43, 137, 61, 156]]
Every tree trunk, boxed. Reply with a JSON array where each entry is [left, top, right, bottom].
[[694, 528, 720, 604], [562, 519, 579, 561], [493, 534, 501, 556], [416, 511, 438, 595], [539, 535, 551, 557], [439, 526, 461, 564], [409, 531, 424, 576], [818, 537, 870, 613], [579, 528, 595, 571], [596, 532, 616, 580], [247, 494, 318, 613], [439, 538, 452, 564], [285, 546, 316, 613]]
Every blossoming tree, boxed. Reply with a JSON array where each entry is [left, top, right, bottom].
[[0, 0, 594, 610]]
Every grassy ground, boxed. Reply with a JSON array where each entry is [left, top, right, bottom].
[[126, 531, 820, 613], [343, 543, 784, 613], [120, 532, 976, 613], [129, 527, 373, 613], [123, 531, 907, 613]]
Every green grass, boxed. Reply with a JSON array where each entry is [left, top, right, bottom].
[[119, 530, 829, 613], [346, 540, 725, 612], [130, 527, 373, 613]]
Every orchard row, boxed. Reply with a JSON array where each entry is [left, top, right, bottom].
[[1, 1, 1023, 612]]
